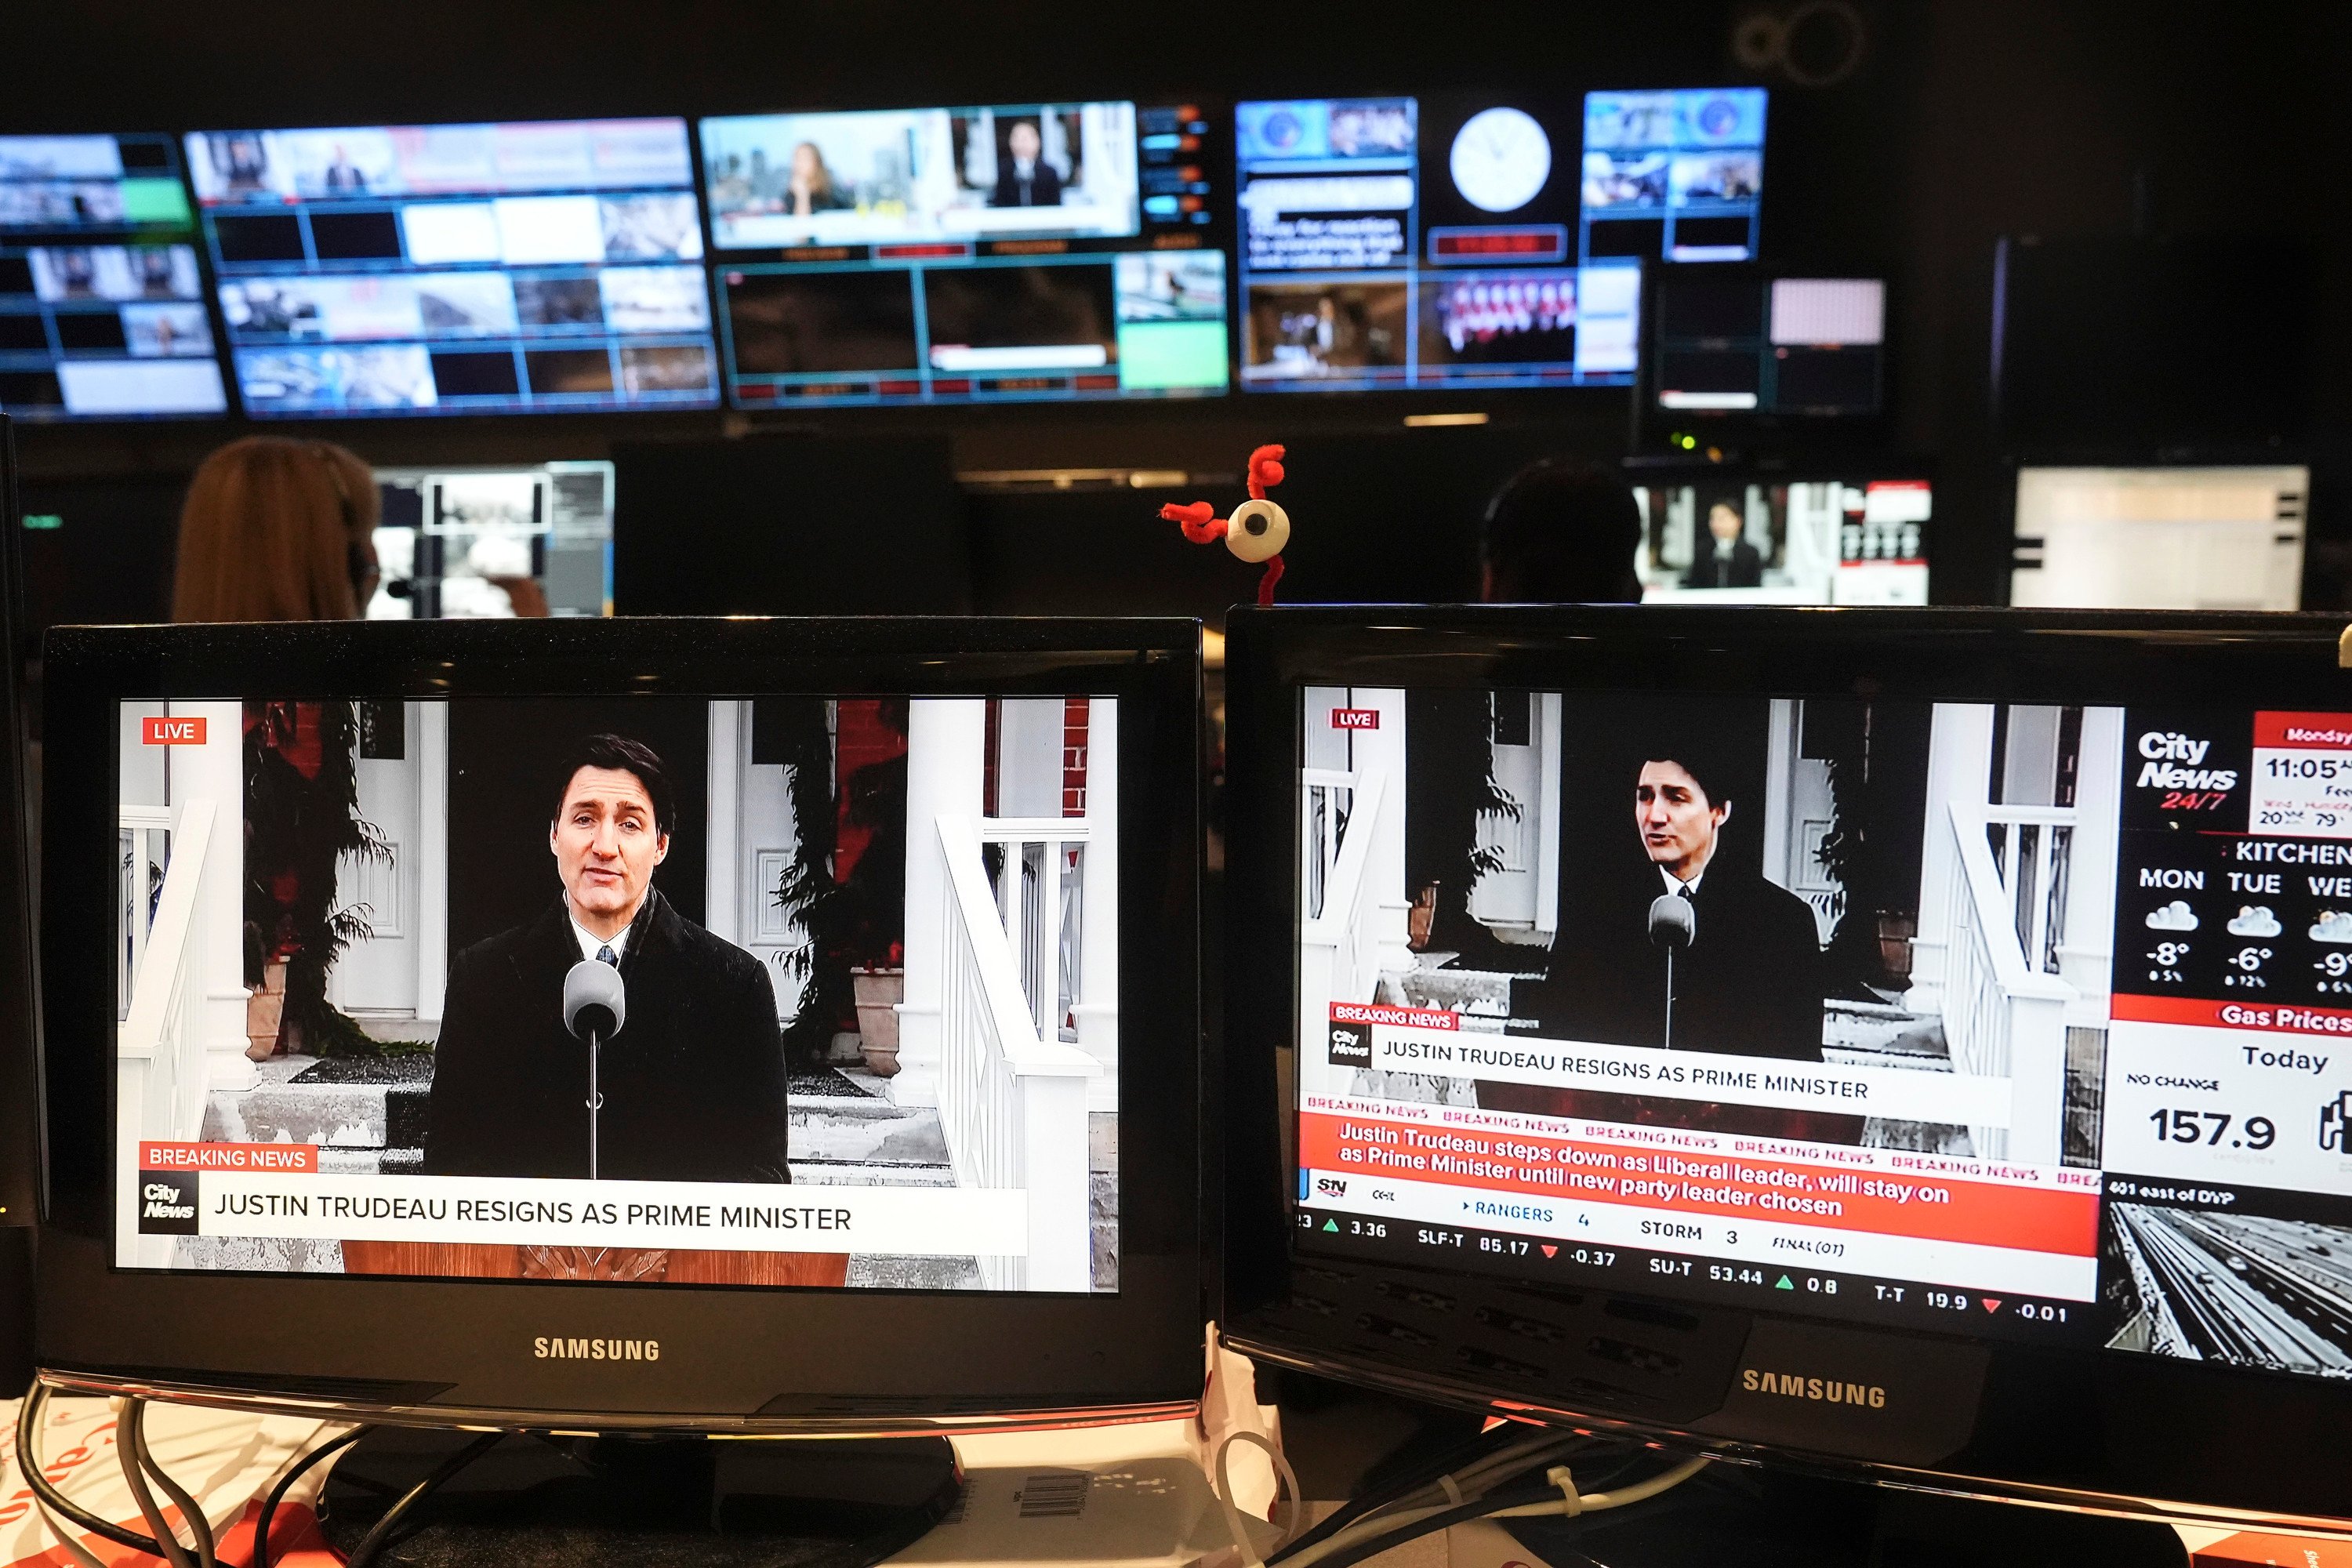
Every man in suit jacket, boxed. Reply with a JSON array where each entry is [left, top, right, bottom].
[[989, 119, 1065, 208], [423, 733, 791, 1182], [1494, 741, 1859, 1141], [1683, 500, 1764, 590]]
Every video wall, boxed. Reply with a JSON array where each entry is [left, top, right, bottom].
[[0, 87, 1773, 423]]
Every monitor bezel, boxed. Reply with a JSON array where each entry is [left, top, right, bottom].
[[38, 615, 1204, 1431], [1221, 603, 2352, 1528]]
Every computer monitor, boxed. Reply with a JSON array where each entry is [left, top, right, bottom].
[[1222, 604, 2352, 1526], [370, 461, 614, 619], [184, 119, 719, 418], [1580, 89, 1767, 263], [0, 416, 34, 1394], [1646, 270, 1886, 426], [0, 134, 230, 421], [37, 616, 1201, 1427], [701, 101, 1228, 408], [2011, 466, 2308, 612], [1632, 472, 1929, 604], [1234, 97, 1641, 393]]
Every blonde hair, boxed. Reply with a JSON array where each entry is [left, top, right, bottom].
[[171, 437, 381, 622]]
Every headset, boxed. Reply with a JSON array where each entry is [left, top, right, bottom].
[[314, 441, 377, 609]]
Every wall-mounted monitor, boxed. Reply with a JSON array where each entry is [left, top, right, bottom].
[[1632, 472, 1929, 604], [369, 461, 615, 619], [0, 135, 230, 421], [184, 119, 719, 418], [1235, 96, 1640, 393], [2010, 466, 2308, 612], [1580, 89, 1767, 263], [702, 102, 1228, 408], [1652, 273, 1884, 419]]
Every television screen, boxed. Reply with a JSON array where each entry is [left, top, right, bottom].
[[1581, 89, 1767, 263], [702, 102, 1227, 408], [1235, 96, 1640, 393], [0, 135, 229, 421], [369, 462, 614, 619], [2011, 466, 2308, 613], [1632, 474, 1928, 604], [114, 689, 1123, 1293], [1653, 274, 1885, 418], [184, 120, 718, 418]]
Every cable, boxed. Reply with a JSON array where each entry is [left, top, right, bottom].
[[129, 1399, 217, 1568], [1213, 1428, 1303, 1568], [114, 1402, 195, 1568], [15, 1384, 176, 1556], [1280, 1454, 1712, 1568], [29, 1494, 110, 1568], [252, 1428, 366, 1568], [339, 1431, 505, 1568], [1265, 1425, 1585, 1566]]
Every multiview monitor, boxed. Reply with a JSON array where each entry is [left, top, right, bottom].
[[1580, 89, 1767, 263], [185, 119, 719, 418], [370, 462, 615, 619], [1632, 474, 1928, 605], [1651, 273, 1886, 420], [1223, 606, 2352, 1526], [2011, 466, 2309, 613], [1235, 96, 1640, 392], [38, 618, 1201, 1426], [0, 135, 229, 420], [701, 102, 1228, 408]]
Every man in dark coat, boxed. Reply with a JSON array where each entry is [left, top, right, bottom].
[[989, 119, 1065, 208], [1494, 739, 1858, 1141], [1682, 500, 1765, 590], [423, 733, 791, 1182]]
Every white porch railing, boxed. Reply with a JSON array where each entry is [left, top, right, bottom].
[[117, 799, 217, 1163], [118, 807, 173, 1024], [1983, 804, 2076, 976], [976, 818, 1088, 1042], [935, 813, 1102, 1292], [1944, 800, 2072, 1163], [1299, 769, 1387, 1062]]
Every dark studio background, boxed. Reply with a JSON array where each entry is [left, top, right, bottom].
[[0, 0, 2345, 608]]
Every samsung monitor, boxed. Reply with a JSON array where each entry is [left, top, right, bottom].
[[0, 134, 230, 421], [1234, 97, 1641, 393], [1647, 270, 1886, 427], [1580, 89, 1767, 264], [36, 616, 1201, 1428], [701, 101, 1228, 408], [371, 461, 614, 619], [1632, 472, 1929, 605], [184, 119, 719, 418], [1222, 604, 2352, 1529], [2011, 466, 2308, 613]]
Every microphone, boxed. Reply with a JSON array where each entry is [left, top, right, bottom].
[[1647, 892, 1695, 949], [563, 960, 626, 1180], [564, 959, 626, 1040]]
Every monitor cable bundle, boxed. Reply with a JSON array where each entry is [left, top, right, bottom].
[[1214, 1416, 1711, 1568]]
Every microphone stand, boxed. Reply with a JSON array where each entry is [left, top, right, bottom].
[[1663, 947, 1674, 1051], [586, 1029, 603, 1181]]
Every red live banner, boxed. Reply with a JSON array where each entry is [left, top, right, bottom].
[[140, 1141, 318, 1172], [140, 716, 207, 746], [1298, 1112, 2099, 1256], [2113, 993, 2352, 1037]]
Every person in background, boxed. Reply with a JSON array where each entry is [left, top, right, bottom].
[[990, 119, 1065, 207], [1684, 496, 1764, 590], [1477, 456, 1646, 604], [172, 437, 546, 621], [786, 140, 849, 216], [171, 437, 383, 622]]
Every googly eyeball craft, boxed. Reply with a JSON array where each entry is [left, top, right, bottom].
[[1159, 443, 1290, 606]]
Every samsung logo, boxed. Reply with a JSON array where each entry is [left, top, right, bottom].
[[1741, 1369, 1885, 1407], [534, 1336, 660, 1362]]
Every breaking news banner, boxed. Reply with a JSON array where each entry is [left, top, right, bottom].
[[114, 694, 1121, 1292]]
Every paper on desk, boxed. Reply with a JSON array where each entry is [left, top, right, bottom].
[[1, 1395, 339, 1568], [2179, 1523, 2352, 1565]]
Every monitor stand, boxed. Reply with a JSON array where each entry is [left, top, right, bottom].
[[318, 1425, 961, 1568]]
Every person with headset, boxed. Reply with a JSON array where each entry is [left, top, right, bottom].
[[1476, 456, 1646, 605]]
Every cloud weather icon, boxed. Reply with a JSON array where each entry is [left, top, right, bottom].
[[2227, 906, 2283, 938], [2144, 901, 2199, 932], [2311, 911, 2352, 944]]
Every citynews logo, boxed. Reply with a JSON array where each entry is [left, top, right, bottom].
[[2135, 730, 2238, 793], [136, 1170, 198, 1234], [1328, 1024, 1371, 1068], [1740, 1368, 1887, 1408], [535, 1336, 662, 1362]]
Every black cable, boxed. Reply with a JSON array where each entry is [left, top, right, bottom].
[[1265, 1425, 1585, 1566], [115, 1402, 194, 1568], [129, 1400, 216, 1568], [339, 1432, 506, 1568], [14, 1385, 175, 1556], [1298, 1463, 1708, 1568], [252, 1429, 367, 1568]]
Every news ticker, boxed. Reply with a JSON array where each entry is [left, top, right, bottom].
[[131, 1143, 1027, 1258], [1323, 1004, 2013, 1128]]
